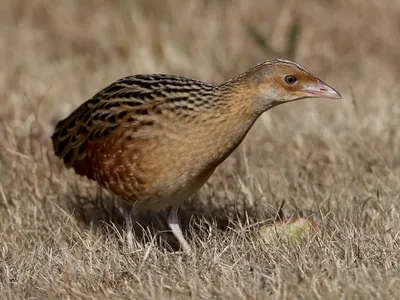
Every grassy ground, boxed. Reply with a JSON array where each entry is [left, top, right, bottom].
[[1, 0, 400, 298]]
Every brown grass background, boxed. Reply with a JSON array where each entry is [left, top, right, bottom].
[[1, 0, 400, 299]]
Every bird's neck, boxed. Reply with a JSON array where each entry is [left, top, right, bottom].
[[218, 69, 279, 115], [193, 82, 268, 167]]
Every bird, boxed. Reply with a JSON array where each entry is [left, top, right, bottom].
[[51, 59, 341, 254]]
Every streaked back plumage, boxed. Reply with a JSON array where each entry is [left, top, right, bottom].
[[52, 74, 218, 171]]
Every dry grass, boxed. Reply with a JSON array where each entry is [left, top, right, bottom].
[[1, 0, 400, 298]]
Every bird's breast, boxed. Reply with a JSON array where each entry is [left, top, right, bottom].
[[75, 108, 257, 210]]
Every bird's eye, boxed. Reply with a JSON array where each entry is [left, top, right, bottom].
[[284, 75, 297, 84]]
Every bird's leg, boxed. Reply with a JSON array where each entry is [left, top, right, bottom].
[[154, 210, 168, 230], [167, 206, 191, 254], [123, 205, 134, 249]]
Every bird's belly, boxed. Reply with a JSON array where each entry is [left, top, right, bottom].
[[82, 121, 240, 211], [138, 164, 216, 211], [87, 139, 217, 211], [111, 160, 217, 211]]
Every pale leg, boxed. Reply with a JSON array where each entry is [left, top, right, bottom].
[[167, 207, 191, 254], [123, 206, 134, 249]]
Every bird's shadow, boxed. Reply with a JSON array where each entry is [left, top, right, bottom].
[[66, 191, 272, 252]]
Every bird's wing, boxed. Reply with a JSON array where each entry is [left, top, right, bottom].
[[51, 74, 215, 168]]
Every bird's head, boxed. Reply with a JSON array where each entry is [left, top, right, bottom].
[[237, 59, 341, 111]]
